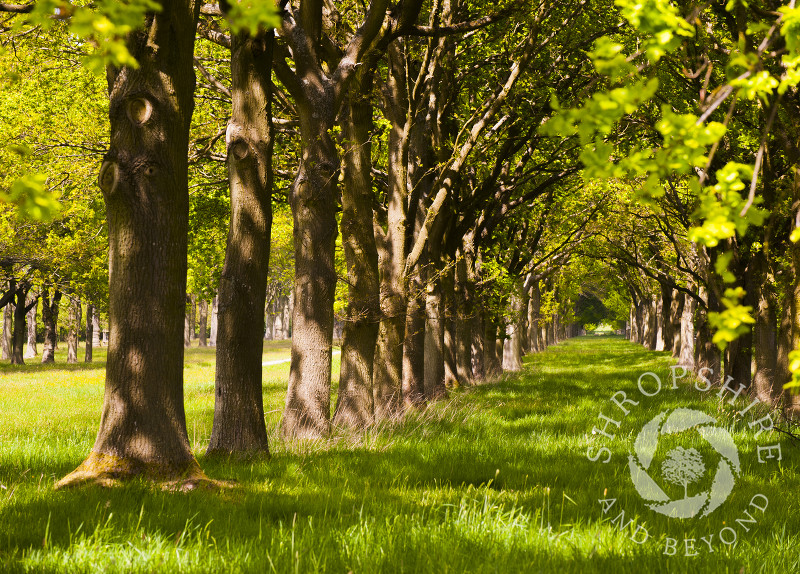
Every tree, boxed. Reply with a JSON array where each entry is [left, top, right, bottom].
[[58, 0, 207, 487], [207, 9, 275, 457]]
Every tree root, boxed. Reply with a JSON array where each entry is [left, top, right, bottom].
[[54, 451, 232, 491]]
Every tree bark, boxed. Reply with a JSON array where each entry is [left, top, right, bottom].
[[453, 252, 472, 383], [25, 292, 37, 359], [11, 283, 30, 365], [41, 288, 61, 363], [751, 250, 779, 403], [678, 293, 695, 369], [670, 289, 683, 357], [2, 295, 11, 360], [85, 304, 94, 363], [483, 318, 501, 377], [184, 296, 192, 348], [402, 267, 427, 407], [209, 295, 218, 346], [695, 284, 721, 385], [207, 30, 274, 456], [58, 0, 204, 487], [198, 298, 208, 347], [334, 73, 380, 428], [67, 297, 81, 364]]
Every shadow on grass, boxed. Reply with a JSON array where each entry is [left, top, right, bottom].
[[1, 336, 798, 573]]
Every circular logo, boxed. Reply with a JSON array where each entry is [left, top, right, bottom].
[[628, 407, 741, 518]]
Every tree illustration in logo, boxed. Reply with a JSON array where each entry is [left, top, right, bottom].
[[628, 408, 740, 518], [661, 446, 706, 500]]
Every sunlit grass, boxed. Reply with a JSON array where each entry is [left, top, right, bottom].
[[0, 336, 797, 572]]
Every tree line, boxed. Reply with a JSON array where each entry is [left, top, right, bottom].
[[1, 0, 798, 487]]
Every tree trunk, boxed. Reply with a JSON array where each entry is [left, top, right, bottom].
[[471, 309, 485, 380], [67, 297, 81, 364], [184, 296, 192, 348], [695, 285, 721, 385], [424, 277, 447, 400], [11, 283, 30, 365], [92, 311, 101, 349], [190, 294, 197, 340], [25, 292, 37, 359], [528, 282, 541, 353], [679, 293, 695, 369], [402, 268, 427, 407], [452, 256, 470, 385], [483, 318, 501, 377], [502, 291, 524, 372], [373, 44, 409, 421], [209, 295, 218, 346], [85, 304, 94, 363], [334, 75, 380, 428], [655, 294, 665, 351], [41, 288, 61, 363], [751, 250, 779, 403], [2, 297, 11, 360], [198, 298, 208, 347], [58, 0, 204, 487], [670, 289, 683, 357], [208, 30, 274, 457], [281, 91, 339, 442]]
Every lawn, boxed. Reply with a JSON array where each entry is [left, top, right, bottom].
[[0, 336, 797, 573]]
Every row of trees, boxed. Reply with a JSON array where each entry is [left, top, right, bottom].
[[1, 0, 798, 486]]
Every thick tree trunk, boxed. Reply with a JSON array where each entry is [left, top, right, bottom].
[[67, 297, 81, 364], [58, 0, 204, 487], [334, 79, 380, 428], [198, 298, 208, 347], [373, 44, 409, 420], [281, 98, 339, 441], [25, 292, 37, 359], [208, 30, 274, 456], [471, 310, 485, 380], [85, 304, 94, 363], [41, 288, 61, 363]]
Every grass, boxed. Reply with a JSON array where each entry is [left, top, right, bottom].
[[0, 336, 798, 573]]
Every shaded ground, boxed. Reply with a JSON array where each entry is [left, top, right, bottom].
[[0, 336, 797, 573]]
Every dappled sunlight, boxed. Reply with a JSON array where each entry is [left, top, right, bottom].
[[0, 337, 798, 572]]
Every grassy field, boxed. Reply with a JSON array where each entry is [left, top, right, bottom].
[[0, 336, 798, 573]]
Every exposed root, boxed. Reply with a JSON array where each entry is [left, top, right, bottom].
[[54, 451, 229, 491]]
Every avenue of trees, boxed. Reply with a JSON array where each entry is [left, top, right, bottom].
[[1, 0, 799, 486]]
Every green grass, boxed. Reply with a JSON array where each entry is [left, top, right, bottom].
[[0, 336, 797, 573]]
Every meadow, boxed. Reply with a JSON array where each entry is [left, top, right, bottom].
[[0, 336, 798, 573]]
